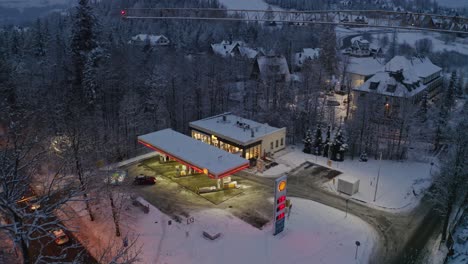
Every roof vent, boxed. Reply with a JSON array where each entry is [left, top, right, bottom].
[[222, 115, 227, 122], [251, 129, 255, 138]]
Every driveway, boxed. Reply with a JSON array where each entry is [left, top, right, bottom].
[[236, 164, 437, 264]]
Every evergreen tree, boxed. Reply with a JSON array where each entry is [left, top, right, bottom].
[[444, 71, 456, 109], [418, 91, 429, 123], [32, 19, 46, 58], [331, 129, 348, 161], [303, 129, 313, 154], [318, 25, 337, 76], [455, 71, 463, 98], [71, 0, 99, 103], [314, 125, 323, 155]]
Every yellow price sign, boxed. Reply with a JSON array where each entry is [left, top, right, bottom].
[[278, 180, 286, 192]]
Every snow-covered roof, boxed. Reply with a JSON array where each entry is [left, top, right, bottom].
[[255, 55, 290, 81], [138, 129, 249, 178], [346, 57, 385, 76], [354, 71, 426, 98], [294, 48, 321, 66], [189, 113, 286, 146], [130, 34, 169, 45], [211, 41, 241, 57], [384, 56, 441, 79], [211, 40, 260, 59], [351, 36, 370, 45], [238, 46, 259, 59]]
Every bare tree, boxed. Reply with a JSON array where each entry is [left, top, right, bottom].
[[430, 118, 468, 246]]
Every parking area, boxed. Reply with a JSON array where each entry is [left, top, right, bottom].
[[123, 157, 275, 229], [140, 157, 244, 205]]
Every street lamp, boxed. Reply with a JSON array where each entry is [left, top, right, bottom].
[[373, 152, 383, 202], [355, 241, 361, 260], [345, 199, 349, 218]]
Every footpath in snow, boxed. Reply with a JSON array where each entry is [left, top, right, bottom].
[[257, 146, 433, 211]]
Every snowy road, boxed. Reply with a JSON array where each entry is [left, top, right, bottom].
[[236, 171, 437, 264]]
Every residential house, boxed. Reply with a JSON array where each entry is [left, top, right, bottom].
[[345, 37, 382, 57], [129, 34, 170, 46], [293, 48, 321, 70], [211, 40, 261, 60], [353, 56, 442, 117], [251, 54, 291, 83], [345, 57, 385, 88]]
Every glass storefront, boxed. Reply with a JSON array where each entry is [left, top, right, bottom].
[[219, 140, 241, 154], [192, 130, 210, 145], [245, 144, 261, 160], [192, 129, 261, 159]]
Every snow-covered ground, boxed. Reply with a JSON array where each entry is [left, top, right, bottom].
[[258, 146, 434, 211], [63, 195, 377, 264], [447, 213, 468, 264], [0, 0, 74, 9], [435, 0, 468, 8], [109, 197, 376, 264], [218, 0, 284, 11]]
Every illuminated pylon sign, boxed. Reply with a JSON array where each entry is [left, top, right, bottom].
[[273, 175, 287, 236]]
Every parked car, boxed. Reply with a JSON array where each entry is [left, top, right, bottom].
[[52, 229, 70, 245], [133, 175, 156, 185]]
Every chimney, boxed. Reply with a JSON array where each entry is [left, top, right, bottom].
[[222, 115, 226, 122], [251, 129, 255, 138]]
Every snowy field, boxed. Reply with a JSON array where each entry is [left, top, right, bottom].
[[218, 0, 283, 10], [129, 197, 376, 264], [379, 31, 468, 55], [64, 196, 377, 264], [0, 0, 74, 9], [435, 0, 468, 8], [258, 146, 433, 211]]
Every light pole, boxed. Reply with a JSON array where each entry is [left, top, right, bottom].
[[345, 199, 349, 218], [355, 241, 361, 260], [373, 152, 382, 202]]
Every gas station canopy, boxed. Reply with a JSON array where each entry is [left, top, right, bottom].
[[138, 129, 249, 179]]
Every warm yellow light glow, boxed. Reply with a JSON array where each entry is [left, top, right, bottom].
[[278, 180, 286, 192], [203, 168, 208, 175]]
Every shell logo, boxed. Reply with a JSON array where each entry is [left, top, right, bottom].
[[278, 180, 286, 192]]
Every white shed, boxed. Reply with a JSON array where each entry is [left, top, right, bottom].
[[337, 175, 360, 196]]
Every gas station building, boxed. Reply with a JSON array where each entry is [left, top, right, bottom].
[[138, 128, 249, 189], [189, 113, 286, 160]]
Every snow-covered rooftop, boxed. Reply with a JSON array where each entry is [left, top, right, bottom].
[[130, 34, 169, 46], [347, 57, 385, 76], [189, 113, 285, 145], [138, 129, 249, 178], [384, 56, 441, 79], [354, 71, 426, 98], [351, 36, 370, 44], [211, 40, 259, 59], [294, 48, 321, 66], [255, 55, 290, 81]]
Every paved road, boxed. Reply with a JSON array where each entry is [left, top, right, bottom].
[[236, 165, 437, 264], [25, 188, 98, 263]]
